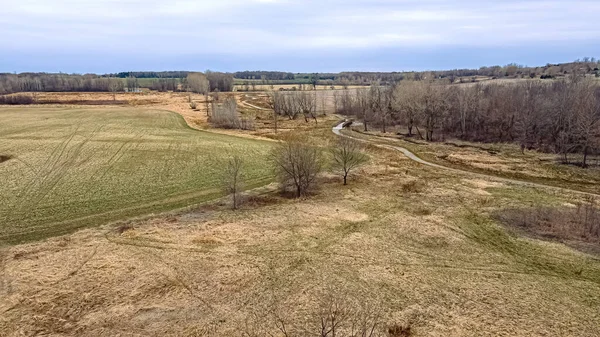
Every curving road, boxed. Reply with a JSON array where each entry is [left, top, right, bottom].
[[333, 122, 600, 197]]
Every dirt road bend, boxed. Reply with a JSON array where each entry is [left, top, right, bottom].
[[333, 122, 600, 197]]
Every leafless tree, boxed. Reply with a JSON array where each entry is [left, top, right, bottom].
[[267, 91, 280, 133], [221, 154, 244, 209], [186, 72, 209, 94], [574, 81, 600, 166], [331, 137, 368, 185], [271, 135, 322, 197], [108, 79, 123, 101], [297, 91, 318, 123], [126, 76, 139, 92]]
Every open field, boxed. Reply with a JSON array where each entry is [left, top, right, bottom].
[[1, 121, 599, 336], [0, 107, 273, 244], [1, 93, 599, 336]]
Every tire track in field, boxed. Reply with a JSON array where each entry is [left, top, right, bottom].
[[2, 122, 84, 225], [26, 123, 104, 208], [5, 121, 104, 228], [82, 121, 145, 199], [10, 123, 83, 204]]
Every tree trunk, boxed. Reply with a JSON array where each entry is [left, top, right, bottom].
[[297, 184, 301, 198], [343, 174, 347, 185], [415, 126, 424, 140]]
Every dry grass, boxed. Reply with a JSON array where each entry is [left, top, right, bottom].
[[2, 131, 599, 336], [2, 94, 600, 336], [351, 126, 600, 195], [494, 200, 600, 254]]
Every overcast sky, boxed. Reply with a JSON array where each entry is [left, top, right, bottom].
[[2, 0, 599, 73]]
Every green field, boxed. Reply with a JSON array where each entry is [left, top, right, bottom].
[[0, 107, 273, 244]]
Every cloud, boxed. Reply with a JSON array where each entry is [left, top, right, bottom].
[[1, 0, 599, 71]]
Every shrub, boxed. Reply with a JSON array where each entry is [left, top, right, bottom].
[[0, 95, 34, 105], [209, 97, 254, 130], [494, 198, 600, 245], [388, 324, 412, 337], [401, 180, 426, 193]]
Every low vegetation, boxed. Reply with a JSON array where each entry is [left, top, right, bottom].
[[0, 107, 273, 244], [494, 197, 600, 253], [209, 97, 255, 130]]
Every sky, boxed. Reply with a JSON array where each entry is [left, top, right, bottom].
[[1, 0, 600, 73]]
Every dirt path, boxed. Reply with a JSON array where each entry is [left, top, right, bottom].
[[239, 100, 269, 110], [333, 122, 600, 197]]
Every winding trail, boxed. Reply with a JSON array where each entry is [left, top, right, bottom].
[[333, 122, 600, 197]]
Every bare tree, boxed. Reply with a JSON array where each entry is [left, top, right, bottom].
[[267, 91, 280, 133], [221, 154, 244, 209], [271, 135, 322, 197], [108, 79, 123, 101], [574, 80, 600, 166], [331, 137, 368, 185], [297, 91, 318, 123], [392, 82, 420, 137], [187, 72, 209, 94], [126, 76, 139, 92]]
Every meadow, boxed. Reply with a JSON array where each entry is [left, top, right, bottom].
[[0, 107, 273, 244], [2, 120, 599, 336]]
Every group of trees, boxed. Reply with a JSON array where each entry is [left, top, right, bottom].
[[234, 71, 295, 81], [0, 71, 234, 95], [336, 78, 600, 167], [206, 71, 234, 92], [185, 73, 210, 94], [222, 135, 368, 208], [109, 71, 189, 79], [209, 96, 254, 130], [270, 91, 319, 123], [0, 74, 126, 94]]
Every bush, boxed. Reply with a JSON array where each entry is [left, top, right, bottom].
[[388, 324, 412, 337], [209, 97, 254, 130], [494, 198, 600, 245], [0, 95, 34, 105], [401, 180, 426, 193]]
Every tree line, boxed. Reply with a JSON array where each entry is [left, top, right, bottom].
[[234, 71, 295, 80], [335, 78, 600, 167], [0, 74, 126, 95], [0, 72, 234, 95]]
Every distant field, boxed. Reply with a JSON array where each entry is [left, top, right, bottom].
[[0, 107, 273, 244]]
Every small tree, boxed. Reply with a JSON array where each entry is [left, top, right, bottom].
[[331, 137, 368, 185], [221, 154, 244, 209], [271, 136, 322, 197]]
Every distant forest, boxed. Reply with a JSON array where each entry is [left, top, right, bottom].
[[1, 58, 599, 95]]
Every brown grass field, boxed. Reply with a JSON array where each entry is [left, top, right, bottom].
[[1, 92, 599, 336]]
